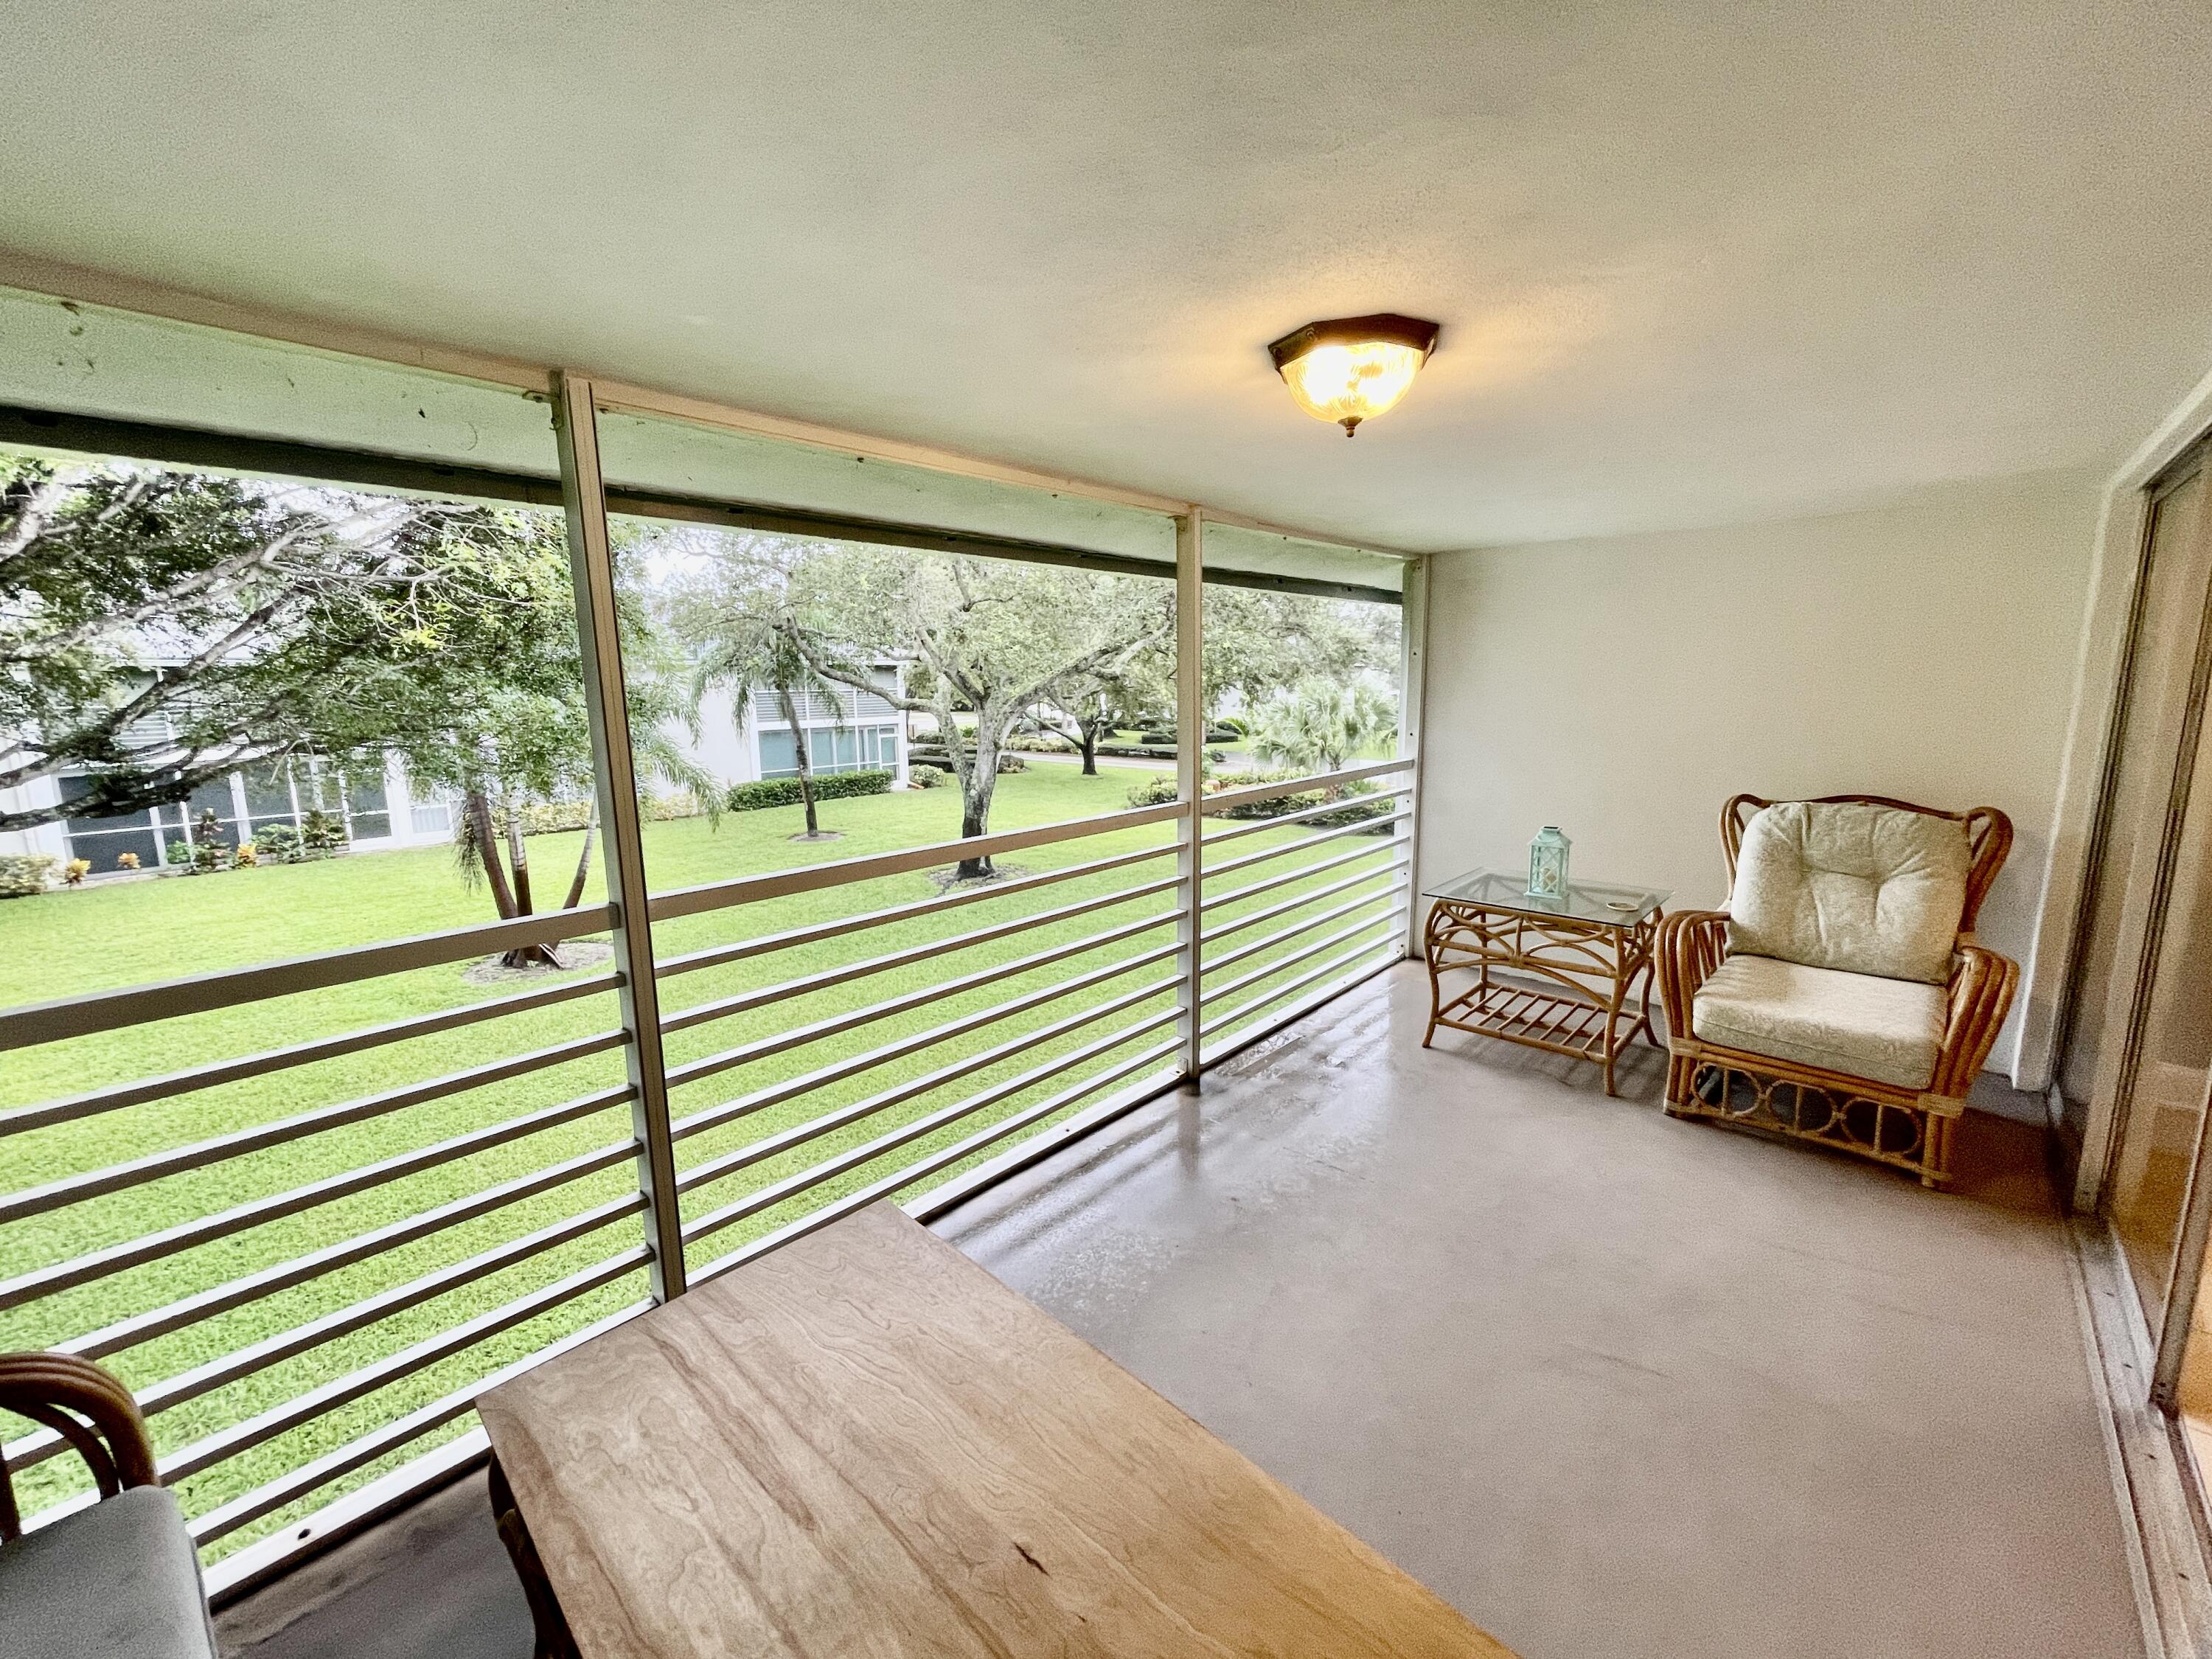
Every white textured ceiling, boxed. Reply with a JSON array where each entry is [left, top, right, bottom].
[[5, 1, 2212, 552]]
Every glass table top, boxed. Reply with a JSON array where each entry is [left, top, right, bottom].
[[1422, 868, 1669, 927]]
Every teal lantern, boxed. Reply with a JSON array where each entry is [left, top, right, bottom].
[[1527, 825, 1571, 900]]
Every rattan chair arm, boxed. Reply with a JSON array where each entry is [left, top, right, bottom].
[[1655, 910, 1731, 1042], [1927, 943, 2020, 1099], [0, 1351, 158, 1542]]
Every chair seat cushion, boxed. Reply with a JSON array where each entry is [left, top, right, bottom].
[[1725, 801, 1970, 984], [0, 1486, 217, 1659], [1691, 953, 1946, 1091]]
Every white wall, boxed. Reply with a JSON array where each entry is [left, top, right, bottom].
[[1418, 466, 2104, 1077]]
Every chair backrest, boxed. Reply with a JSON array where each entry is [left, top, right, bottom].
[[0, 1352, 158, 1541], [1721, 794, 2012, 931], [1718, 796, 2012, 984]]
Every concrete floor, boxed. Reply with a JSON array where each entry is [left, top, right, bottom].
[[220, 964, 2145, 1659]]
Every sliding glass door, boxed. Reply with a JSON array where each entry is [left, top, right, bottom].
[[2062, 445, 2212, 1370]]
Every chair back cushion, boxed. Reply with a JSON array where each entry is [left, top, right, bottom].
[[1726, 801, 1970, 984]]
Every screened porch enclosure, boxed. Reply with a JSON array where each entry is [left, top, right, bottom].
[[0, 288, 1425, 1594]]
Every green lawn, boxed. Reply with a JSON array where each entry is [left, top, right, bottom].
[[0, 762, 1407, 1557]]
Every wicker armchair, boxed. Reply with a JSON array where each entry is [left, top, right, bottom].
[[1655, 794, 2018, 1189]]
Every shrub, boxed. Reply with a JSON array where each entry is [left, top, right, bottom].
[[63, 858, 91, 886], [1096, 742, 1173, 759], [1124, 769, 1388, 827], [301, 810, 347, 856], [1138, 730, 1175, 746], [726, 769, 892, 812], [256, 822, 302, 863], [1003, 732, 1075, 754], [233, 842, 261, 869], [164, 839, 194, 871], [995, 753, 1026, 774], [116, 851, 141, 870], [908, 765, 947, 788], [0, 855, 57, 897], [191, 838, 226, 874]]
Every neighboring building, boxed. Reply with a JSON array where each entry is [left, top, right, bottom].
[[0, 662, 909, 877], [0, 753, 452, 875], [680, 662, 908, 791]]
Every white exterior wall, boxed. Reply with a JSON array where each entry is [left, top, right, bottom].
[[1418, 466, 2104, 1080], [672, 667, 910, 794], [0, 778, 70, 864]]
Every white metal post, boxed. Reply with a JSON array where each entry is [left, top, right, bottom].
[[552, 370, 688, 1303], [1175, 509, 1206, 1082], [1399, 555, 1432, 961]]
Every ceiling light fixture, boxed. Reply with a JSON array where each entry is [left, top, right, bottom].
[[1267, 313, 1441, 437]]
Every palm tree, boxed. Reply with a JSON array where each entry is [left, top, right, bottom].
[[1248, 677, 1397, 780], [691, 611, 853, 840]]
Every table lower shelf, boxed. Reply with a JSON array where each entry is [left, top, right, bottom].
[[1424, 975, 1658, 1093]]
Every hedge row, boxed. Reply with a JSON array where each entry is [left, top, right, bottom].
[[500, 793, 703, 837], [726, 770, 893, 812], [1124, 770, 1391, 827]]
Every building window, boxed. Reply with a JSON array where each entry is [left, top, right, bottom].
[[758, 723, 899, 780], [344, 766, 393, 841]]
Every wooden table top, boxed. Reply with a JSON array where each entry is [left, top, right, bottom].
[[479, 1203, 1516, 1658]]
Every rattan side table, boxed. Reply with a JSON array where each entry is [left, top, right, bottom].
[[1421, 869, 1669, 1096]]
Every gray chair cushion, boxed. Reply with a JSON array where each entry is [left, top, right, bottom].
[[0, 1486, 217, 1659], [1725, 801, 1970, 985]]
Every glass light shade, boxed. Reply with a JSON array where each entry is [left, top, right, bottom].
[[1276, 340, 1428, 435]]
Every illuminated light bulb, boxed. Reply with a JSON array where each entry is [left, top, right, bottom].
[[1267, 315, 1441, 437]]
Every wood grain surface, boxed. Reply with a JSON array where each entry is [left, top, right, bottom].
[[479, 1203, 1516, 1658]]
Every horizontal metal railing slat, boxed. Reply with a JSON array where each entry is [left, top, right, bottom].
[[1199, 858, 1405, 947], [0, 972, 620, 1140], [664, 908, 1178, 1095], [0, 904, 616, 1053], [1201, 933, 1405, 1041], [661, 874, 1179, 1037], [1198, 838, 1405, 914], [1201, 881, 1411, 979], [1201, 808, 1411, 881], [0, 1085, 636, 1313], [691, 1039, 1185, 1287], [0, 1029, 627, 1225], [3, 1192, 647, 1478], [1197, 782, 1411, 848], [654, 841, 1176, 981], [155, 1245, 650, 1485], [679, 1004, 1183, 1245], [648, 801, 1181, 924], [1200, 910, 1399, 1012], [1197, 757, 1411, 815], [184, 1301, 653, 1547], [668, 937, 1184, 1145], [674, 974, 1179, 1201]]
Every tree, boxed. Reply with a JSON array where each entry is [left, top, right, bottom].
[[668, 540, 853, 841], [382, 524, 714, 966], [1248, 677, 1397, 777], [0, 454, 540, 832], [1037, 644, 1170, 776], [1200, 587, 1400, 724], [795, 548, 1172, 879], [1, 451, 712, 964]]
